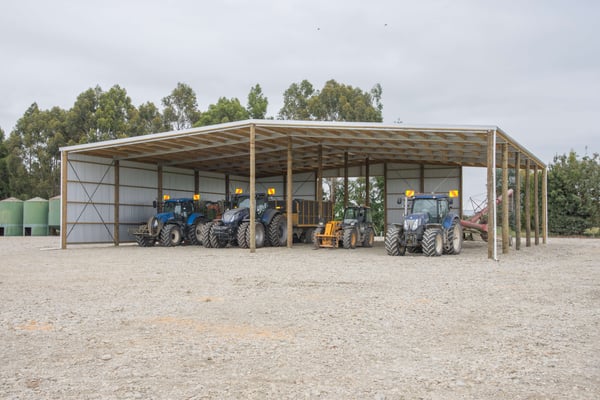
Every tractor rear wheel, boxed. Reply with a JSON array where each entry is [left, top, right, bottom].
[[200, 222, 214, 248], [445, 219, 463, 255], [160, 224, 182, 247], [363, 227, 375, 247], [422, 228, 443, 256], [243, 222, 265, 248], [385, 225, 406, 256], [237, 222, 250, 248], [189, 221, 204, 245], [268, 214, 287, 247], [343, 228, 358, 249]]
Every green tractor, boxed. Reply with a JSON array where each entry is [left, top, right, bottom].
[[385, 190, 463, 257]]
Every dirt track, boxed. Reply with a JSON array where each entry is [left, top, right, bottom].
[[1, 237, 599, 399]]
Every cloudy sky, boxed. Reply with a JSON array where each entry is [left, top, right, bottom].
[[1, 0, 598, 203]]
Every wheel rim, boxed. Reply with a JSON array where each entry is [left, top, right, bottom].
[[435, 232, 443, 254]]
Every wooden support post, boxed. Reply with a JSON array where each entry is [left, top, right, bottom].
[[534, 165, 540, 245], [225, 174, 230, 203], [194, 170, 199, 196], [419, 164, 425, 193], [525, 159, 531, 247], [515, 152, 521, 250], [157, 165, 163, 213], [384, 162, 388, 235], [458, 166, 463, 219], [114, 160, 120, 246], [487, 131, 496, 260], [317, 144, 323, 219], [542, 166, 548, 244], [250, 124, 256, 252], [344, 152, 349, 209], [287, 136, 293, 248], [502, 143, 509, 254], [365, 157, 370, 206], [61, 151, 68, 249]]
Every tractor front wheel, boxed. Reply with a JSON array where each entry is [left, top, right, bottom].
[[244, 222, 265, 248], [160, 224, 183, 247], [189, 221, 204, 246], [209, 223, 227, 248], [237, 222, 250, 248], [267, 214, 287, 247], [445, 219, 463, 255], [312, 227, 323, 249], [363, 227, 375, 247], [422, 228, 443, 256], [200, 222, 214, 248], [385, 225, 406, 256], [135, 235, 155, 247], [343, 228, 358, 249]]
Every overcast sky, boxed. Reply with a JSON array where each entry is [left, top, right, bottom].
[[1, 1, 598, 204]]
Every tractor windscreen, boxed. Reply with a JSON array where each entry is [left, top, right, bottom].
[[412, 199, 437, 218]]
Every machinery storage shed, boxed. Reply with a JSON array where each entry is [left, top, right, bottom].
[[59, 119, 547, 259]]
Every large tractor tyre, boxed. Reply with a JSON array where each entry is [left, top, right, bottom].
[[422, 228, 443, 257], [160, 224, 183, 247], [312, 227, 323, 249], [385, 225, 406, 256], [135, 235, 155, 247], [237, 222, 250, 248], [208, 223, 228, 248], [147, 216, 162, 237], [189, 221, 205, 246], [267, 214, 287, 247], [200, 222, 214, 248], [343, 228, 358, 249], [444, 219, 463, 255], [244, 222, 265, 249], [363, 227, 375, 248]]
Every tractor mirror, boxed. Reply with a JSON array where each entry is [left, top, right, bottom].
[[152, 200, 157, 209], [396, 197, 403, 206]]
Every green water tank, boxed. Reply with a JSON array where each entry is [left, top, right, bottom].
[[0, 197, 24, 236], [48, 195, 61, 235], [23, 197, 49, 236]]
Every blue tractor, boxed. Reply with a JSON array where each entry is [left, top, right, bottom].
[[201, 191, 287, 249], [385, 191, 463, 257], [131, 197, 209, 247]]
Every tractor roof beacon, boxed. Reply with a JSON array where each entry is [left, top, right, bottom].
[[385, 191, 463, 257]]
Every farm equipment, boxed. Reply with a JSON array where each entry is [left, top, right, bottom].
[[130, 195, 210, 247], [313, 205, 375, 249], [385, 190, 462, 257], [461, 189, 514, 242], [201, 190, 286, 249]]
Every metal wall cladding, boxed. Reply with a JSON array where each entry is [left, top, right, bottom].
[[23, 197, 49, 236], [0, 197, 24, 236]]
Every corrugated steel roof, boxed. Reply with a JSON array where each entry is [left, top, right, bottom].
[[60, 119, 546, 177]]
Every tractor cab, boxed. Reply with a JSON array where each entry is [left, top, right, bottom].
[[343, 206, 372, 229]]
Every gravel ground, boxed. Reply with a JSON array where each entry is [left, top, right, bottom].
[[1, 236, 599, 399]]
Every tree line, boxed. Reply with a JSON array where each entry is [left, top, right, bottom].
[[1, 79, 597, 236]]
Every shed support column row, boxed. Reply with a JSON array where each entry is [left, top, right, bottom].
[[515, 152, 522, 250], [61, 151, 68, 249], [287, 137, 293, 248], [114, 160, 120, 246], [249, 124, 256, 252], [487, 130, 497, 260]]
